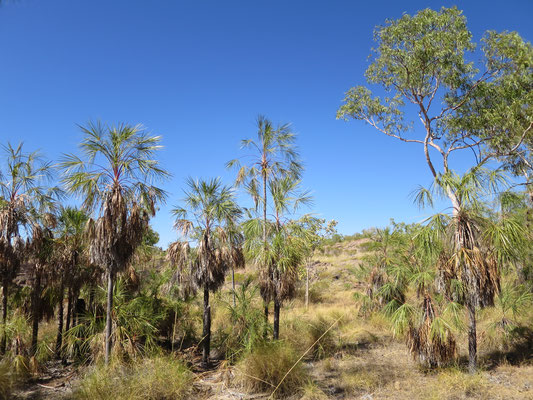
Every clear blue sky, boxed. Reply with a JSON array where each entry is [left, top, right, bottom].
[[1, 0, 531, 247]]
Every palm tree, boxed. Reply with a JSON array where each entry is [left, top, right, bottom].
[[167, 177, 243, 367], [26, 214, 56, 354], [227, 115, 302, 326], [244, 176, 312, 339], [0, 143, 56, 354], [53, 206, 88, 358], [60, 121, 169, 364], [415, 167, 525, 372]]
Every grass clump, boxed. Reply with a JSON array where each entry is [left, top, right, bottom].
[[300, 381, 329, 400], [306, 315, 338, 359], [0, 360, 14, 400], [236, 341, 307, 398], [339, 362, 397, 395], [420, 368, 488, 400], [73, 355, 192, 400]]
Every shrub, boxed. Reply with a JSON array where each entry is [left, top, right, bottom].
[[221, 279, 267, 362], [73, 355, 192, 400], [236, 341, 307, 398]]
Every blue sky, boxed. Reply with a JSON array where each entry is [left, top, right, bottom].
[[0, 0, 531, 247]]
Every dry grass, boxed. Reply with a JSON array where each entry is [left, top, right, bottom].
[[0, 360, 14, 400], [72, 356, 192, 400], [235, 341, 308, 398]]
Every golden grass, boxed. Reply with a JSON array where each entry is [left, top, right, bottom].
[[235, 341, 307, 398], [73, 356, 192, 400]]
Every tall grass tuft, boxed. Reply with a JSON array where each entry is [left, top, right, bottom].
[[0, 359, 16, 400], [236, 341, 307, 398], [73, 355, 192, 400]]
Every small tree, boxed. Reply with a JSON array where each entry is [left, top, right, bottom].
[[244, 176, 312, 339], [61, 121, 169, 364], [413, 168, 525, 371], [227, 115, 302, 324], [167, 177, 243, 367]]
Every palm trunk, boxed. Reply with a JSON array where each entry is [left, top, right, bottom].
[[467, 302, 477, 373], [232, 266, 236, 308], [55, 279, 64, 358], [262, 170, 270, 333], [202, 282, 211, 367], [273, 298, 280, 340], [104, 269, 114, 365], [31, 271, 42, 355], [1, 281, 8, 354], [171, 303, 178, 353], [263, 302, 269, 339], [305, 263, 309, 310], [65, 287, 72, 332], [88, 285, 95, 314]]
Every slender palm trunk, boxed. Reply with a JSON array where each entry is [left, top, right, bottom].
[[273, 298, 280, 340], [88, 284, 96, 314], [31, 271, 42, 355], [262, 170, 271, 335], [467, 302, 477, 373], [105, 269, 114, 365], [171, 303, 178, 353], [232, 266, 236, 308], [263, 302, 269, 339], [202, 282, 211, 367], [1, 281, 8, 354], [65, 287, 72, 332], [305, 262, 309, 310], [55, 279, 64, 358]]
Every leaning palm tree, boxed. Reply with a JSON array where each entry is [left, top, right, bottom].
[[0, 143, 56, 354], [60, 121, 169, 364], [167, 177, 243, 367], [227, 116, 302, 323]]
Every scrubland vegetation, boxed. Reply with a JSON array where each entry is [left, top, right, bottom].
[[1, 5, 532, 400]]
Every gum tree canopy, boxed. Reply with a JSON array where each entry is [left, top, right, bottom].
[[337, 6, 532, 373], [337, 6, 532, 200]]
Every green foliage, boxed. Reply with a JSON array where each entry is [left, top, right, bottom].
[[63, 279, 167, 363], [218, 278, 267, 362]]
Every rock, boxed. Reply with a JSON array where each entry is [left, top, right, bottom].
[[394, 380, 401, 390]]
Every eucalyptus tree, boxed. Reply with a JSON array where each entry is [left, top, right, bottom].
[[53, 206, 88, 357], [0, 143, 56, 354], [167, 177, 243, 367], [244, 176, 312, 339], [60, 121, 169, 364], [227, 115, 302, 322], [337, 6, 531, 372]]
